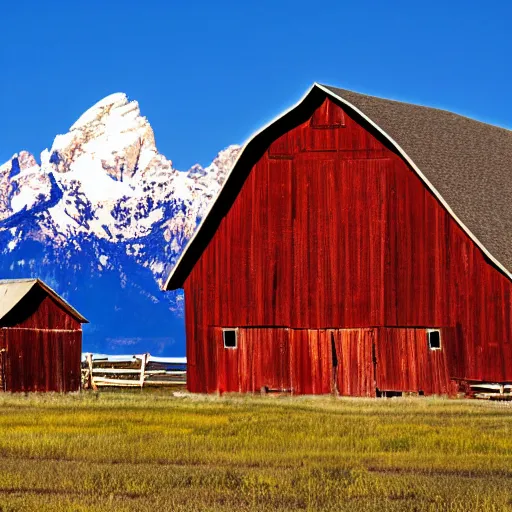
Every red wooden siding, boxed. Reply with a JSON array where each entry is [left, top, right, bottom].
[[213, 328, 332, 394], [216, 328, 292, 393], [0, 329, 82, 392], [0, 288, 82, 392], [207, 327, 453, 396], [183, 96, 512, 394], [6, 294, 81, 330], [334, 329, 376, 397], [374, 328, 455, 396], [291, 330, 332, 394]]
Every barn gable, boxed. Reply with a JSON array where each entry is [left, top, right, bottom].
[[0, 279, 88, 326], [164, 83, 512, 290]]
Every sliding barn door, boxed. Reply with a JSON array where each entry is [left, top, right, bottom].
[[290, 329, 333, 394], [214, 327, 291, 393], [332, 329, 376, 397], [374, 328, 454, 395]]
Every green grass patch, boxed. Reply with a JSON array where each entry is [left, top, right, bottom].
[[0, 392, 511, 510]]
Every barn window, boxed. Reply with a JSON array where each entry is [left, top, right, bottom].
[[223, 329, 238, 349], [427, 329, 441, 350]]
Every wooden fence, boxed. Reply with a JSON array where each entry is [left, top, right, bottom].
[[81, 353, 187, 389], [468, 382, 512, 400]]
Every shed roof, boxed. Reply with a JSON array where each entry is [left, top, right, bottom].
[[0, 278, 88, 323], [164, 83, 512, 290]]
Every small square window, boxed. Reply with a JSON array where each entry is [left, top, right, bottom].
[[427, 330, 441, 350], [223, 329, 238, 349]]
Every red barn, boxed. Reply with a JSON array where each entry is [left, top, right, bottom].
[[164, 83, 512, 397], [0, 278, 87, 392]]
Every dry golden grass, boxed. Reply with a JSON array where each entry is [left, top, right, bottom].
[[0, 391, 511, 510]]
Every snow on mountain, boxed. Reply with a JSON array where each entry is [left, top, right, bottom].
[[0, 94, 240, 355]]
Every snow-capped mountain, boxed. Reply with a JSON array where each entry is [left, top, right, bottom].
[[0, 93, 240, 355]]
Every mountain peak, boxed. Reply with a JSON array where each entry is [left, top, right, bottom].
[[70, 93, 130, 132], [88, 92, 128, 110], [46, 92, 156, 182]]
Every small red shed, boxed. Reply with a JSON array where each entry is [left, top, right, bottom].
[[0, 278, 87, 392], [164, 83, 512, 397]]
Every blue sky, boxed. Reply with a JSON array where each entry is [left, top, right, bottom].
[[1, 0, 511, 170]]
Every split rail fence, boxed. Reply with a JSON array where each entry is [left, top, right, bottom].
[[468, 382, 512, 400], [81, 353, 187, 389]]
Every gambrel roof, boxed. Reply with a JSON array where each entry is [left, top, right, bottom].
[[164, 83, 512, 290]]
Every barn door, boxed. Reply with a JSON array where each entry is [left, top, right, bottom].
[[332, 329, 376, 397], [215, 327, 292, 394], [215, 327, 240, 393], [374, 328, 454, 396], [289, 329, 333, 394]]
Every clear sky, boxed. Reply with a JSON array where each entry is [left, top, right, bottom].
[[1, 0, 511, 170]]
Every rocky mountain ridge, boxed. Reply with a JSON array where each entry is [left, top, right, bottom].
[[0, 93, 240, 354]]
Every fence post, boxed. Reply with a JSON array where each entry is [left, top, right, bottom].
[[139, 353, 149, 389], [87, 353, 98, 391]]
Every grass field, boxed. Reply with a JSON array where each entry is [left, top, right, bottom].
[[0, 392, 511, 511]]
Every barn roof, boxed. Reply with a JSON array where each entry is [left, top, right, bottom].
[[0, 278, 88, 323], [164, 83, 512, 290]]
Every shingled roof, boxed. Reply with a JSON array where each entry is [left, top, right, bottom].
[[164, 83, 512, 290], [323, 85, 512, 274]]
